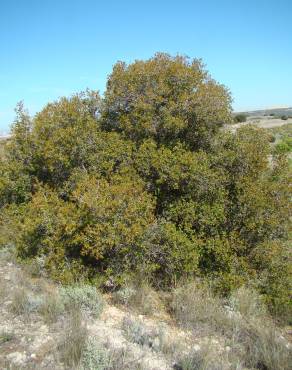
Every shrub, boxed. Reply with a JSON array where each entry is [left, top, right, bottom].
[[275, 136, 292, 154], [242, 323, 292, 370], [80, 337, 110, 370], [175, 344, 230, 370], [122, 316, 156, 347], [60, 284, 104, 318], [229, 286, 266, 319], [1, 54, 290, 321], [234, 113, 247, 123], [281, 115, 288, 120]]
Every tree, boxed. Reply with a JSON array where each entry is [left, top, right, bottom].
[[0, 54, 290, 319]]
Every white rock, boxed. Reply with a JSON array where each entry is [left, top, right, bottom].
[[30, 353, 37, 359], [6, 351, 27, 365], [193, 344, 201, 351], [39, 324, 48, 333]]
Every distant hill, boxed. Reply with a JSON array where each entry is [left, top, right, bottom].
[[235, 107, 292, 117]]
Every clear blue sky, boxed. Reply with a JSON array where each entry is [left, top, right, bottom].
[[1, 0, 291, 132]]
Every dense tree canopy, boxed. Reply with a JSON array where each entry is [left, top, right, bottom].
[[102, 53, 233, 149], [0, 53, 291, 319]]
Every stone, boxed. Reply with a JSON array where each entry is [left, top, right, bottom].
[[6, 351, 27, 366], [193, 344, 201, 351]]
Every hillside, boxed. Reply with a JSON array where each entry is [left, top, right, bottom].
[[236, 107, 292, 117]]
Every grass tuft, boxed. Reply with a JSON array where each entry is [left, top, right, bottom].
[[58, 308, 88, 368], [0, 331, 15, 345], [38, 291, 64, 323]]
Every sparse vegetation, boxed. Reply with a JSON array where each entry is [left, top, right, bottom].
[[0, 331, 14, 345], [10, 288, 30, 315], [113, 282, 164, 316], [58, 308, 88, 368], [171, 281, 230, 332], [171, 282, 292, 370], [38, 291, 64, 323]]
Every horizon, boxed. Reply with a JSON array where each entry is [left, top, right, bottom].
[[1, 0, 291, 132]]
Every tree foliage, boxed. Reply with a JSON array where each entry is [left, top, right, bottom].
[[0, 54, 291, 320], [102, 53, 232, 149]]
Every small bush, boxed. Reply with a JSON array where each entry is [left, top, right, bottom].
[[80, 337, 110, 370], [234, 113, 247, 123], [112, 286, 136, 306], [275, 136, 292, 154], [60, 284, 104, 318], [281, 115, 288, 120], [22, 256, 46, 278], [0, 246, 16, 263], [106, 347, 144, 370], [122, 316, 156, 347]]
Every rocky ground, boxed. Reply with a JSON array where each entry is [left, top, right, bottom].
[[0, 249, 225, 370], [0, 247, 291, 370]]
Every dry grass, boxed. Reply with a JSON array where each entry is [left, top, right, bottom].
[[58, 308, 88, 368], [10, 288, 30, 315], [175, 343, 232, 370], [171, 281, 231, 333], [112, 282, 164, 316], [0, 282, 7, 303], [170, 282, 292, 370], [0, 331, 15, 345], [38, 291, 64, 323]]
